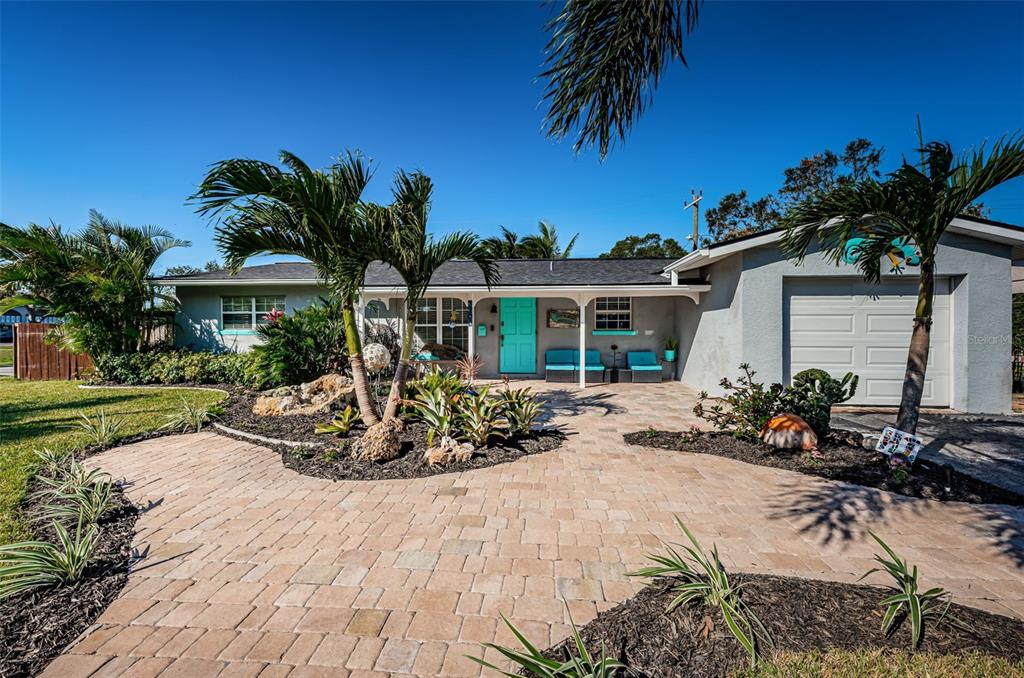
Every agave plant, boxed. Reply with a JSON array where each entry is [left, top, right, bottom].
[[160, 397, 219, 433], [455, 386, 508, 447], [69, 409, 124, 446], [314, 405, 361, 436], [860, 531, 958, 648], [0, 521, 99, 600], [500, 386, 542, 436], [630, 517, 771, 666], [469, 612, 624, 677]]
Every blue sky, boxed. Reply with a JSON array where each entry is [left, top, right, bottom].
[[2, 1, 1023, 270]]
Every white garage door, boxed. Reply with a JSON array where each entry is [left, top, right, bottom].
[[786, 278, 951, 406]]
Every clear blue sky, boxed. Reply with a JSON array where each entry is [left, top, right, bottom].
[[2, 1, 1023, 270]]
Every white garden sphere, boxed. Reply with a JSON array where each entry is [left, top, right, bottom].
[[363, 343, 392, 374]]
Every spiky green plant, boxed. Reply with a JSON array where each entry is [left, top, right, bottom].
[[35, 461, 110, 496], [160, 396, 218, 433], [469, 612, 624, 677], [455, 386, 508, 447], [859, 531, 958, 648], [409, 368, 466, 401], [407, 387, 456, 446], [500, 386, 542, 436], [36, 478, 114, 526], [33, 447, 72, 477], [69, 408, 124, 446], [0, 521, 98, 599], [314, 405, 361, 436], [630, 517, 771, 666]]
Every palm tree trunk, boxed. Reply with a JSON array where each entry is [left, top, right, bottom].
[[896, 260, 934, 434], [341, 300, 380, 426], [382, 305, 416, 421]]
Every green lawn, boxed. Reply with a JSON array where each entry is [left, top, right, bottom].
[[736, 650, 1024, 677], [0, 345, 12, 367], [0, 378, 225, 543]]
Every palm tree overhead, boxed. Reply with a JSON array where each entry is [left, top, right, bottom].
[[481, 226, 522, 259], [541, 0, 702, 159], [371, 170, 498, 420], [481, 221, 579, 259], [190, 150, 383, 425], [781, 130, 1024, 433]]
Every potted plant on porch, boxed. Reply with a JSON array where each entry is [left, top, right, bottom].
[[664, 336, 678, 362]]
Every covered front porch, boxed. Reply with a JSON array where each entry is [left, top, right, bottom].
[[358, 282, 707, 387]]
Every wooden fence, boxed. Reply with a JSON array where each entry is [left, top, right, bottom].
[[13, 323, 93, 381]]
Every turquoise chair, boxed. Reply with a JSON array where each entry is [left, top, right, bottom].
[[545, 349, 576, 382], [572, 349, 606, 383], [627, 351, 662, 383]]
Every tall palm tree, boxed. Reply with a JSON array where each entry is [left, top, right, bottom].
[[0, 211, 189, 355], [781, 131, 1024, 433], [481, 226, 522, 259], [372, 171, 498, 420], [191, 151, 382, 425], [520, 220, 579, 258], [541, 0, 701, 158]]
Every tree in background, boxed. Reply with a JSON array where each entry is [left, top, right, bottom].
[[0, 210, 189, 355], [192, 150, 382, 426], [481, 220, 578, 258], [164, 260, 225, 276], [600, 233, 687, 258], [781, 130, 1024, 434], [541, 0, 701, 158]]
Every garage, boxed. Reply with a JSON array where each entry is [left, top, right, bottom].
[[785, 277, 951, 406]]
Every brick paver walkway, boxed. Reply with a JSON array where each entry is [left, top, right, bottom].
[[46, 382, 1024, 677]]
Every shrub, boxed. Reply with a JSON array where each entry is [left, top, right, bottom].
[[93, 348, 260, 387], [455, 386, 508, 447], [252, 296, 348, 386], [470, 612, 624, 677], [860, 532, 958, 648], [693, 364, 785, 440], [0, 521, 99, 600], [786, 369, 859, 436], [630, 517, 772, 667]]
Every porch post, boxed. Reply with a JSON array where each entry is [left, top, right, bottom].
[[578, 297, 586, 389], [467, 296, 476, 359]]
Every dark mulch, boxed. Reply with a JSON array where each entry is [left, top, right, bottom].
[[623, 430, 1024, 506], [217, 390, 567, 481], [544, 573, 1024, 678], [1, 479, 139, 678]]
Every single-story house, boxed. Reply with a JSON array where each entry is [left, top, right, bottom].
[[159, 215, 1024, 414]]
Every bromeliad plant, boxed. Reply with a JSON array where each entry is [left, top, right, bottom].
[[455, 386, 508, 447], [630, 517, 772, 667], [500, 385, 543, 436], [315, 406, 361, 436], [469, 612, 624, 677], [407, 387, 457, 445], [0, 521, 99, 600], [860, 531, 958, 648]]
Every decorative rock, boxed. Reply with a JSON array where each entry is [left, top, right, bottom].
[[252, 373, 354, 416], [352, 418, 403, 462], [423, 436, 475, 466], [363, 343, 392, 374], [761, 413, 818, 450]]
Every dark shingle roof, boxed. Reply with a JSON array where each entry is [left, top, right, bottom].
[[158, 258, 703, 286]]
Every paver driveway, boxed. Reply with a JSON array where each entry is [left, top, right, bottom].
[[47, 382, 1024, 677]]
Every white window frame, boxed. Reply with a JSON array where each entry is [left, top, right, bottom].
[[594, 296, 632, 330], [413, 297, 471, 352], [221, 295, 286, 331]]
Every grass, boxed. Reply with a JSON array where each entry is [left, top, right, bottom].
[[0, 345, 12, 368], [0, 378, 225, 543], [735, 649, 1024, 677]]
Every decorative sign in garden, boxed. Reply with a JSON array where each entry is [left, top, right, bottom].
[[875, 425, 923, 464], [842, 237, 922, 274]]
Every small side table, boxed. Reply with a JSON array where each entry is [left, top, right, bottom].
[[608, 367, 632, 383]]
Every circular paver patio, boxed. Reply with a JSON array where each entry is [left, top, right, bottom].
[[45, 382, 1024, 677]]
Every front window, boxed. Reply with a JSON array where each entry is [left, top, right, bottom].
[[221, 295, 286, 330], [414, 297, 471, 353], [594, 297, 631, 330], [414, 298, 438, 346]]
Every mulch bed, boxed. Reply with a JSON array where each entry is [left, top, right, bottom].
[[544, 573, 1024, 677], [623, 430, 1024, 506], [217, 390, 567, 481], [1, 478, 139, 678]]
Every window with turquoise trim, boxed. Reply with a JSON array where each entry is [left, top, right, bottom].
[[221, 295, 286, 330], [595, 296, 631, 330]]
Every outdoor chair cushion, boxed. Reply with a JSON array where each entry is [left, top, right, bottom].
[[630, 364, 663, 371], [545, 349, 575, 366], [572, 349, 605, 370], [627, 351, 659, 368], [544, 364, 575, 371]]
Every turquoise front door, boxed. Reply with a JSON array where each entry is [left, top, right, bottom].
[[500, 298, 537, 374]]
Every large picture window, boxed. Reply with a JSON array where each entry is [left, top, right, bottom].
[[414, 298, 438, 346], [221, 295, 286, 330], [594, 297, 632, 330], [414, 297, 471, 353]]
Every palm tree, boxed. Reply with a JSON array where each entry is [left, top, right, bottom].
[[371, 171, 498, 420], [781, 131, 1024, 433], [481, 226, 522, 259], [480, 221, 578, 259], [0, 211, 189, 355], [541, 0, 701, 158], [191, 151, 382, 426]]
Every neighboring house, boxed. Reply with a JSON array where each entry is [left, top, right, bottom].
[[158, 215, 1024, 414]]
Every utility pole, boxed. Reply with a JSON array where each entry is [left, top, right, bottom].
[[684, 189, 703, 252]]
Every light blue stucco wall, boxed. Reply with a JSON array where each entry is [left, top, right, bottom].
[[673, 233, 1013, 414]]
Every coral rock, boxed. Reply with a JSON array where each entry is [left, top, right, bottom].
[[352, 418, 403, 462], [253, 374, 354, 416], [423, 436, 475, 466], [761, 413, 818, 450]]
